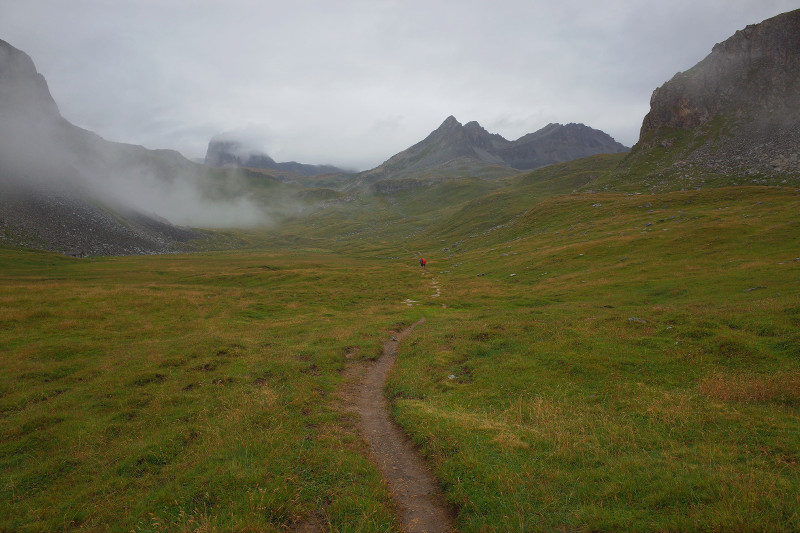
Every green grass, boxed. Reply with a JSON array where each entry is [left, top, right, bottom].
[[0, 248, 427, 532], [2, 149, 800, 531], [386, 186, 800, 531]]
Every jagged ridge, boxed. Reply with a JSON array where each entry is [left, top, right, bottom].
[[359, 116, 628, 183]]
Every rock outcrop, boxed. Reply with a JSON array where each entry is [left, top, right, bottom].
[[634, 8, 800, 180]]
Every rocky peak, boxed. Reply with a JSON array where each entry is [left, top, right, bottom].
[[204, 137, 276, 168], [425, 115, 467, 143], [426, 116, 506, 147], [359, 115, 628, 183], [640, 9, 800, 137], [633, 8, 800, 181], [204, 135, 345, 176], [439, 115, 462, 129], [463, 120, 502, 142], [0, 39, 59, 119]]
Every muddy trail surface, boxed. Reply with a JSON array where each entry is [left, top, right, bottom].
[[350, 317, 455, 532]]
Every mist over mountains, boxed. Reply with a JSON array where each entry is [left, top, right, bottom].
[[205, 135, 348, 176], [1, 8, 799, 256], [0, 39, 279, 254]]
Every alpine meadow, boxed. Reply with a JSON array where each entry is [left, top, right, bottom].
[[2, 6, 800, 533]]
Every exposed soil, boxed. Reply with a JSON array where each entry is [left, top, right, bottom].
[[342, 318, 455, 532]]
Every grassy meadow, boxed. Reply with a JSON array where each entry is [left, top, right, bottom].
[[388, 186, 800, 531], [2, 154, 800, 531], [0, 249, 425, 532]]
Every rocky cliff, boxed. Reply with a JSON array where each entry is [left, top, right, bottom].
[[634, 8, 800, 181]]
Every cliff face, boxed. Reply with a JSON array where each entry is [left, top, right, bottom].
[[0, 39, 59, 119], [633, 9, 800, 180], [641, 9, 800, 136]]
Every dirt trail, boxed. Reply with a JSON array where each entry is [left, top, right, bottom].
[[349, 317, 454, 532]]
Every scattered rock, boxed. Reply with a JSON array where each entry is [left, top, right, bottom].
[[628, 317, 647, 324], [744, 286, 766, 292]]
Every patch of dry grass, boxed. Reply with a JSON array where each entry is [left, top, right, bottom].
[[700, 371, 800, 404]]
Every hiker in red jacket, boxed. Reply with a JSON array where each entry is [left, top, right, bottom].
[[419, 257, 426, 269]]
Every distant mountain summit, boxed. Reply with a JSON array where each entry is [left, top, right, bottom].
[[205, 136, 346, 176], [359, 116, 628, 182], [630, 8, 800, 182]]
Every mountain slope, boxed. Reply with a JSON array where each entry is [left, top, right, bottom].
[[606, 8, 800, 190], [0, 39, 309, 255], [357, 116, 627, 184]]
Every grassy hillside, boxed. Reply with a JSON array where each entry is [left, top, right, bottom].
[[2, 151, 799, 531], [387, 184, 800, 531]]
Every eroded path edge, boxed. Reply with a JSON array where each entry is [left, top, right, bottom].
[[349, 317, 454, 533]]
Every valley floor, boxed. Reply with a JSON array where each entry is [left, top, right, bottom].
[[2, 185, 800, 532]]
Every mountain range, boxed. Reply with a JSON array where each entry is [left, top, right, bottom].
[[1, 8, 799, 255], [358, 116, 628, 184]]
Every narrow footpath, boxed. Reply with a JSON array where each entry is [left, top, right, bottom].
[[352, 317, 455, 532]]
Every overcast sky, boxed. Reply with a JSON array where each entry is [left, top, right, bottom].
[[1, 1, 797, 170]]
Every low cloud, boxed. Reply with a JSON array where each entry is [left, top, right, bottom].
[[92, 165, 274, 229], [0, 102, 279, 229]]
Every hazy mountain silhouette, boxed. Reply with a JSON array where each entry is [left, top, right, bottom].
[[0, 39, 276, 255], [205, 136, 347, 176], [358, 116, 628, 183]]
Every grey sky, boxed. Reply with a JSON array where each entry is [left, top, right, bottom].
[[1, 0, 797, 170]]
